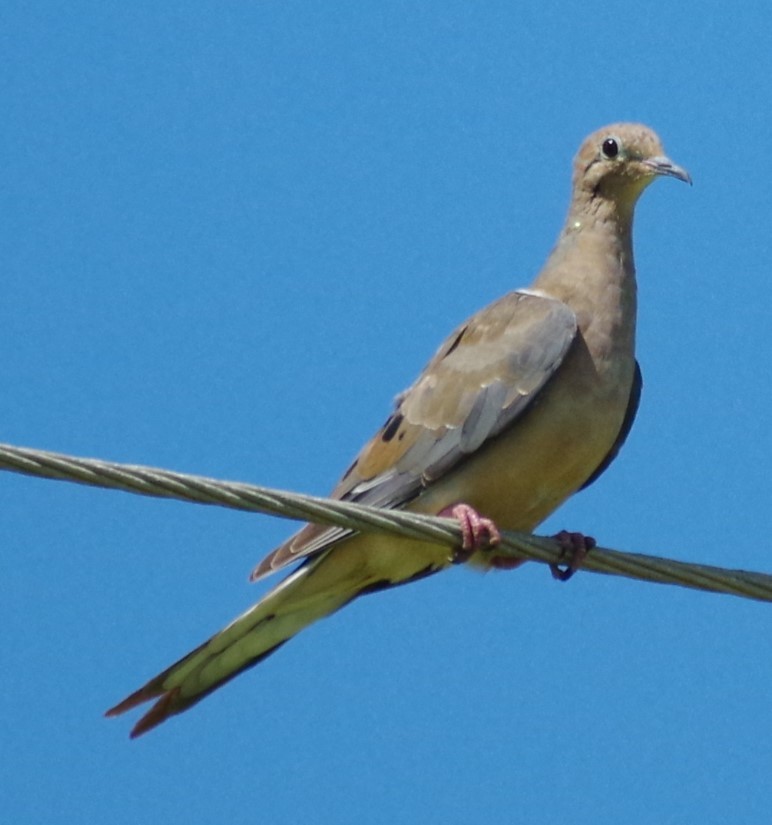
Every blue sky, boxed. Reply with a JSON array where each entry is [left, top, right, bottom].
[[3, 2, 772, 823]]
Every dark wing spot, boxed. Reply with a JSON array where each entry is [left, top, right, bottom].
[[340, 459, 358, 481], [444, 326, 467, 358], [381, 412, 404, 442]]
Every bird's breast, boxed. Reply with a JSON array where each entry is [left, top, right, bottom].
[[412, 330, 635, 534]]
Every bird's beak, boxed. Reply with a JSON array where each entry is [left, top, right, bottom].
[[644, 155, 692, 185]]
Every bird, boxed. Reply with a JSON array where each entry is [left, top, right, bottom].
[[106, 123, 690, 737]]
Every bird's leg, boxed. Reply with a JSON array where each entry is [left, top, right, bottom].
[[439, 503, 502, 563], [550, 530, 596, 581]]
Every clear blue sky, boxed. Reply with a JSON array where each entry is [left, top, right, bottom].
[[3, 3, 771, 823]]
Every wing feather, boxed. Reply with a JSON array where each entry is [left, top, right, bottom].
[[250, 290, 577, 581]]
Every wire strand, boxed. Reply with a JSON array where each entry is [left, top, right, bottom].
[[1, 440, 770, 602]]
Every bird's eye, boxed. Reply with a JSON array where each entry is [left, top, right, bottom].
[[601, 137, 620, 159]]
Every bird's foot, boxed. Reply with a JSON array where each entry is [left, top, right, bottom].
[[550, 530, 596, 581], [439, 503, 501, 563]]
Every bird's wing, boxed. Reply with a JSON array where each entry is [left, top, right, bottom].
[[250, 289, 577, 581], [579, 360, 642, 491]]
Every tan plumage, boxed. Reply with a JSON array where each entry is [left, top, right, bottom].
[[106, 123, 690, 737]]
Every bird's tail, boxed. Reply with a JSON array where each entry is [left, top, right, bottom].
[[105, 548, 370, 738]]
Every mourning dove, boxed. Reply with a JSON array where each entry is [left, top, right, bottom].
[[107, 123, 690, 737]]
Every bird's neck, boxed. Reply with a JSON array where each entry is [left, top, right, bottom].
[[531, 195, 638, 360]]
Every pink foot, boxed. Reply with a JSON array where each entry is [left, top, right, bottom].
[[550, 530, 596, 581], [439, 503, 501, 563]]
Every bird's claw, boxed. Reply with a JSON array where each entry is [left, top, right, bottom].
[[550, 530, 596, 581], [440, 503, 501, 563]]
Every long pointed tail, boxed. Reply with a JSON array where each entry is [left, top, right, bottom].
[[105, 551, 366, 737]]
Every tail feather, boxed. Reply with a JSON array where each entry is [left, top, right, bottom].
[[107, 530, 447, 737], [106, 640, 288, 738], [106, 552, 365, 737]]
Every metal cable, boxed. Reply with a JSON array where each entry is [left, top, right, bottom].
[[2, 441, 770, 602]]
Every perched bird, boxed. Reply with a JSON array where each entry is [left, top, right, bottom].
[[107, 123, 690, 737]]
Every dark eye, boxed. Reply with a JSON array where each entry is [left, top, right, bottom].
[[601, 137, 619, 158]]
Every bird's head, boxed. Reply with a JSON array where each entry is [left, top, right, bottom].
[[573, 123, 691, 211]]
